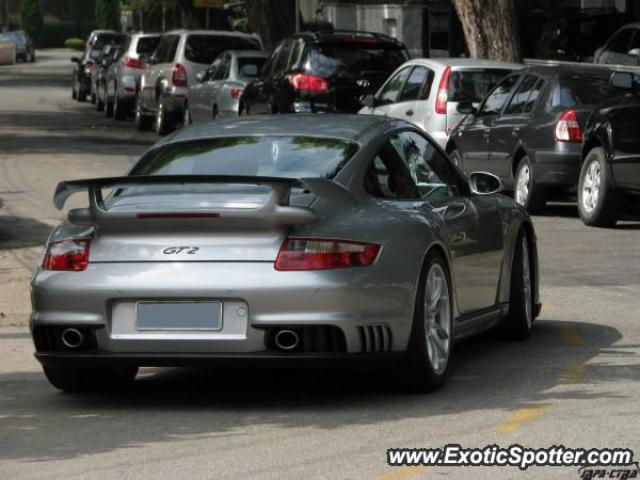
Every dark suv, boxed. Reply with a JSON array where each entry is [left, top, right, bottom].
[[240, 30, 409, 115], [446, 66, 625, 213]]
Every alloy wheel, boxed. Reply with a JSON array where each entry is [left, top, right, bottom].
[[582, 160, 601, 214], [521, 237, 532, 328], [515, 163, 530, 206], [424, 263, 451, 375]]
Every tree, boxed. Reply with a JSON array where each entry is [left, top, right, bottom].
[[244, 0, 296, 51], [20, 0, 44, 43], [95, 0, 120, 30], [450, 0, 521, 62]]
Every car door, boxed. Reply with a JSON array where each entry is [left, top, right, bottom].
[[453, 73, 521, 175], [610, 103, 640, 188], [143, 34, 179, 110], [369, 66, 412, 118], [368, 130, 504, 314], [393, 66, 432, 129], [488, 74, 544, 181], [189, 60, 218, 123]]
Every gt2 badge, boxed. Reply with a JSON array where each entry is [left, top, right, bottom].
[[162, 247, 200, 255]]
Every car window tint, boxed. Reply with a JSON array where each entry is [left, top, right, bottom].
[[398, 66, 428, 102], [365, 145, 419, 200], [522, 78, 544, 113], [390, 131, 458, 200], [238, 57, 266, 78], [505, 75, 538, 114], [288, 39, 305, 69], [137, 36, 160, 54], [547, 74, 624, 110], [213, 54, 230, 80], [609, 29, 633, 53], [449, 69, 514, 103], [479, 74, 519, 115], [378, 67, 412, 105], [631, 29, 640, 50], [273, 41, 292, 73], [185, 35, 261, 65]]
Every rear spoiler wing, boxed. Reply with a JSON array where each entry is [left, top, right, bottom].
[[53, 175, 357, 228]]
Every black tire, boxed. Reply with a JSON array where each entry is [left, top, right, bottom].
[[43, 365, 138, 393], [96, 86, 104, 112], [514, 156, 546, 214], [397, 251, 453, 393], [71, 82, 77, 100], [77, 87, 87, 102], [134, 92, 152, 131], [449, 149, 462, 169], [505, 230, 534, 341], [104, 89, 114, 118], [212, 105, 219, 120], [155, 95, 175, 136], [113, 89, 127, 121], [577, 147, 619, 227]]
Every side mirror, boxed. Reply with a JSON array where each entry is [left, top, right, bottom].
[[468, 172, 503, 195], [610, 71, 634, 91], [196, 71, 205, 82], [71, 57, 80, 63], [457, 101, 476, 115], [360, 94, 375, 108]]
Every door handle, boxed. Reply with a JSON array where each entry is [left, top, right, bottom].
[[406, 109, 414, 116]]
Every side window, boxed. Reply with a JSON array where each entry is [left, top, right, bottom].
[[273, 40, 292, 74], [505, 75, 539, 115], [167, 36, 180, 62], [207, 59, 222, 81], [609, 29, 633, 54], [479, 74, 519, 115], [398, 66, 429, 102], [214, 54, 230, 80], [377, 67, 412, 105], [522, 78, 544, 113], [153, 36, 171, 63], [630, 29, 640, 50], [288, 38, 305, 69]]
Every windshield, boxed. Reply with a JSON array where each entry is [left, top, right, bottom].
[[185, 35, 261, 64], [449, 69, 514, 103], [549, 74, 626, 110], [130, 136, 358, 180], [305, 42, 408, 80]]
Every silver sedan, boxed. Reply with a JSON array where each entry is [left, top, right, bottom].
[[31, 114, 540, 393]]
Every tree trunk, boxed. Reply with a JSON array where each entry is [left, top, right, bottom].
[[245, 0, 296, 51], [450, 0, 521, 62]]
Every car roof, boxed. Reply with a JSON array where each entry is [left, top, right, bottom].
[[293, 30, 404, 46], [406, 57, 523, 70], [164, 29, 259, 38], [523, 64, 613, 79], [154, 114, 402, 148], [131, 32, 161, 39], [225, 49, 267, 58]]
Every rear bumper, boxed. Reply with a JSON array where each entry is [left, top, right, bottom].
[[533, 147, 582, 187]]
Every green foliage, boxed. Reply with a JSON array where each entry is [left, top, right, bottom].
[[20, 0, 45, 44], [64, 37, 85, 50], [95, 0, 121, 30]]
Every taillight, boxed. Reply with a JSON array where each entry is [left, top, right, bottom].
[[123, 55, 144, 69], [275, 238, 380, 271], [435, 66, 451, 115], [172, 63, 188, 87], [286, 73, 329, 93], [42, 239, 91, 272], [229, 88, 243, 99], [84, 61, 95, 75], [555, 109, 583, 142]]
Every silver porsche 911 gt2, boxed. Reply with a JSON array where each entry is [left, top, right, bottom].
[[31, 114, 540, 392]]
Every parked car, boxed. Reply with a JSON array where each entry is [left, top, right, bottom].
[[594, 23, 640, 66], [89, 36, 126, 105], [359, 58, 521, 148], [0, 30, 35, 62], [578, 71, 640, 227], [136, 29, 261, 135], [94, 44, 122, 113], [446, 66, 626, 213], [102, 33, 161, 120], [185, 49, 267, 124], [71, 30, 125, 102], [32, 114, 539, 393], [240, 30, 409, 116]]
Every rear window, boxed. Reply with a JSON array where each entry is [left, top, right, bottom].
[[93, 33, 126, 50], [237, 57, 266, 78], [185, 35, 261, 64], [549, 74, 625, 110], [136, 36, 160, 54], [448, 69, 514, 103], [130, 136, 358, 179], [305, 42, 409, 82]]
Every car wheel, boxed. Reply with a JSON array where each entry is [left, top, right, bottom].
[[155, 95, 175, 136], [449, 149, 462, 169], [578, 147, 619, 227], [113, 89, 127, 121], [514, 156, 546, 214], [77, 84, 87, 102], [505, 230, 534, 340], [91, 90, 96, 105], [43, 365, 138, 393], [212, 105, 219, 120], [134, 92, 152, 131], [96, 84, 105, 112], [399, 251, 453, 392], [71, 82, 77, 100], [104, 94, 114, 118]]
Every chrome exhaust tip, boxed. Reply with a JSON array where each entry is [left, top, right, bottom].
[[273, 329, 300, 351], [61, 328, 84, 349]]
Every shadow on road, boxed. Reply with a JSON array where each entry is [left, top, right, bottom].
[[0, 215, 51, 249], [0, 319, 626, 462]]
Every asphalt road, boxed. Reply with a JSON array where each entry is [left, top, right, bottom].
[[0, 51, 639, 480]]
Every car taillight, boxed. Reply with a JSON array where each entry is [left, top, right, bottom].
[[555, 109, 583, 142], [275, 237, 380, 271], [229, 88, 243, 99], [123, 55, 144, 69], [42, 239, 91, 272], [286, 73, 329, 93], [435, 66, 451, 115], [84, 61, 95, 75], [172, 63, 188, 87]]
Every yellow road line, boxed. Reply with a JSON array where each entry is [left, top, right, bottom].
[[495, 403, 552, 434], [376, 466, 430, 480], [562, 324, 586, 346]]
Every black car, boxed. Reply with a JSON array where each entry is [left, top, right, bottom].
[[0, 30, 35, 62], [594, 22, 640, 66], [446, 66, 625, 213], [578, 71, 640, 227], [71, 30, 126, 102], [93, 44, 121, 114], [240, 30, 409, 115]]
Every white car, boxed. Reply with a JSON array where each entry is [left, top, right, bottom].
[[359, 58, 523, 148]]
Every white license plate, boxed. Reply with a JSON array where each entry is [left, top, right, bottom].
[[135, 302, 223, 331]]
